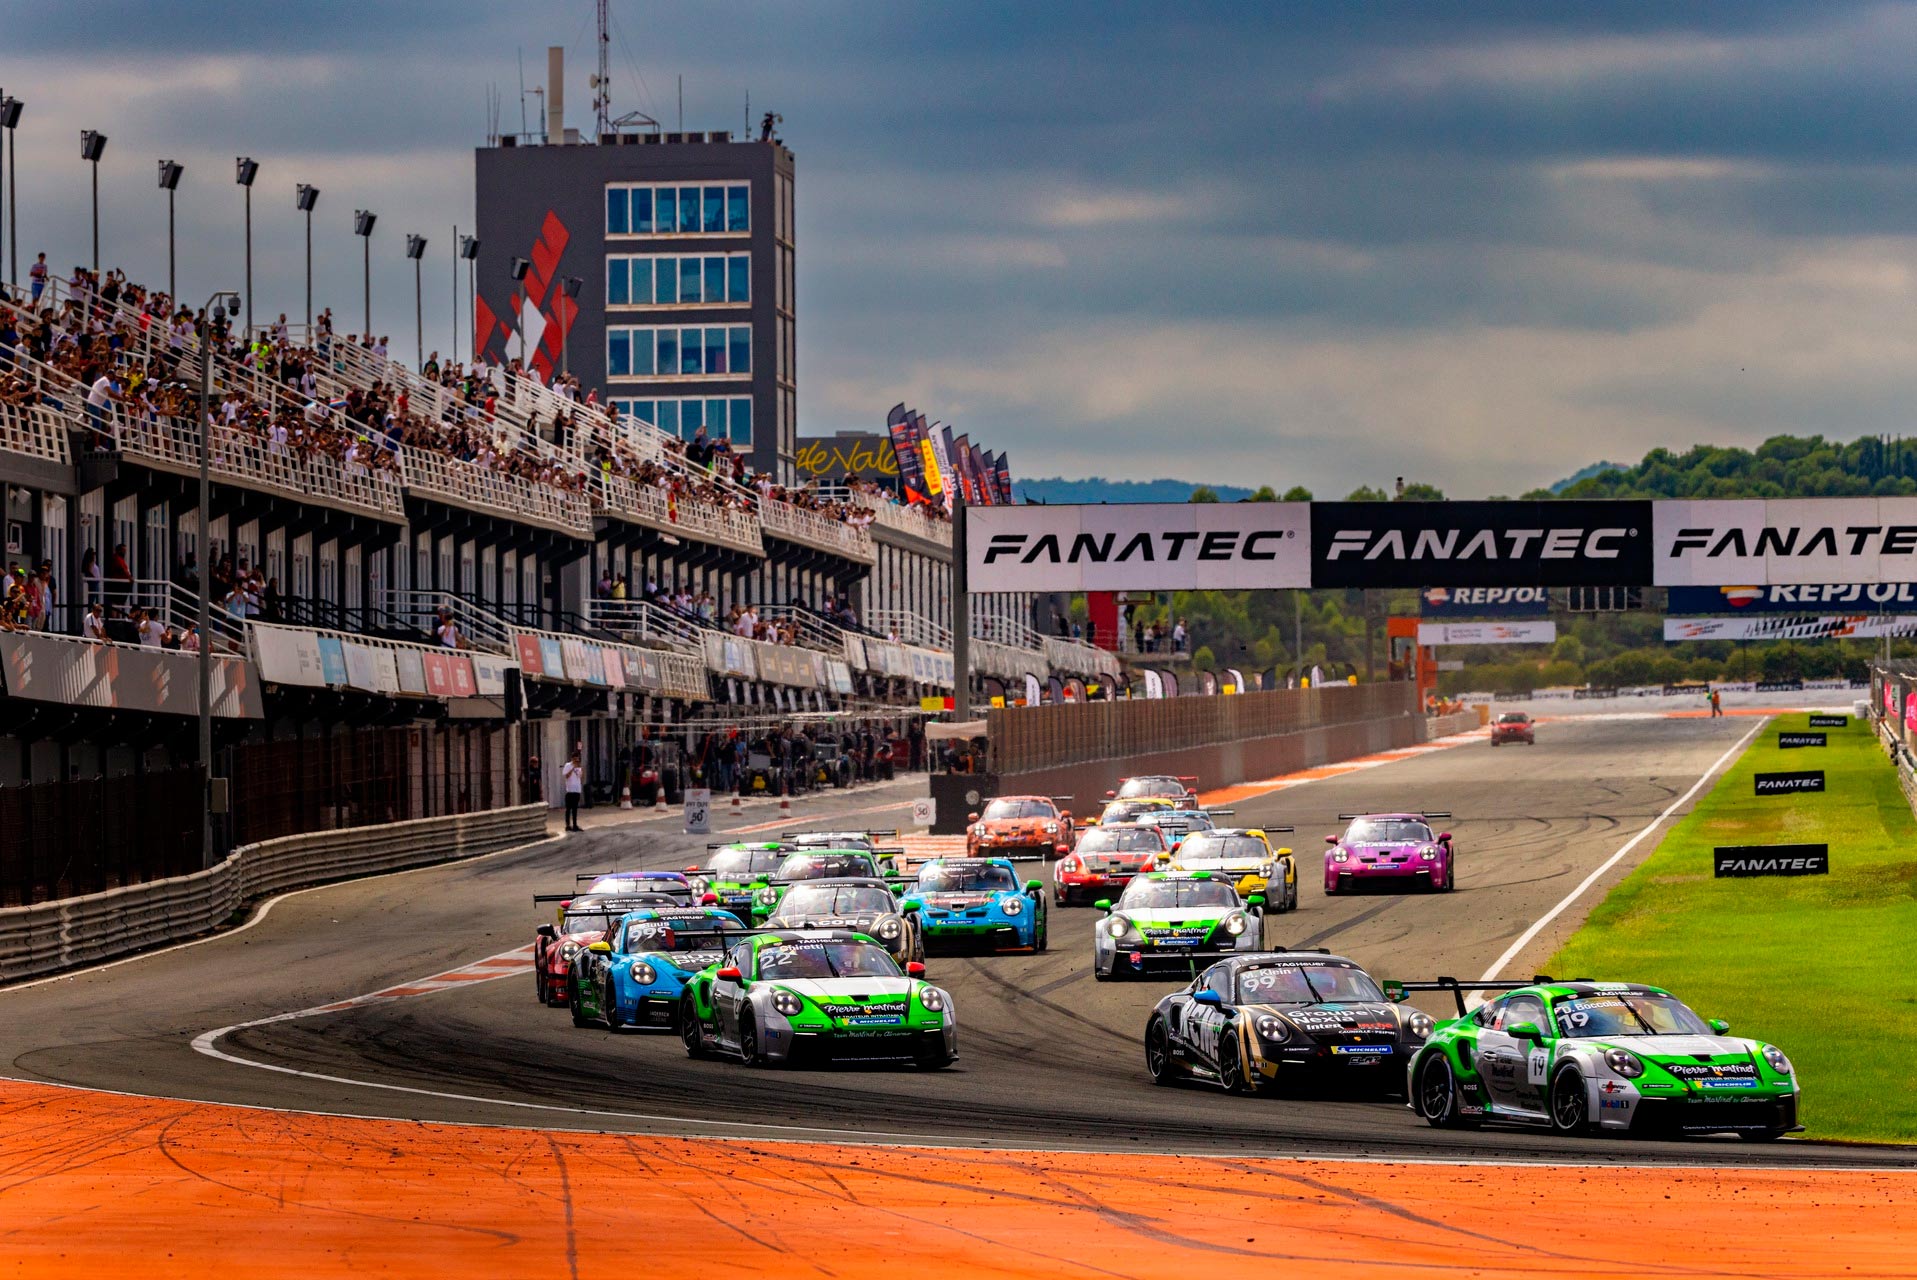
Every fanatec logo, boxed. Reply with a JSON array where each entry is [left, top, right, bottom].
[[981, 529, 1294, 565], [1326, 527, 1633, 561], [1668, 525, 1917, 559]]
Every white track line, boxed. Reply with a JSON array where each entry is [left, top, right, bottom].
[[1474, 718, 1764, 987]]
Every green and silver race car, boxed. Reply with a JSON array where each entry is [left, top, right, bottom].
[[747, 849, 898, 924], [1092, 871, 1267, 981], [684, 843, 790, 918], [1393, 977, 1801, 1141], [679, 928, 956, 1068]]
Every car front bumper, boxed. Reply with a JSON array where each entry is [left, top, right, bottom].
[[922, 919, 1032, 951], [757, 1012, 956, 1064]]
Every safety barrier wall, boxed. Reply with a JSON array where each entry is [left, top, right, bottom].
[[1425, 710, 1481, 740], [0, 804, 547, 985]]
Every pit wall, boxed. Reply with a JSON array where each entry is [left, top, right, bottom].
[[930, 682, 1421, 832]]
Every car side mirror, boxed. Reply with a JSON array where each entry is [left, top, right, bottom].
[[1438, 832, 1453, 843], [1192, 990, 1227, 1010], [1246, 894, 1265, 909], [701, 893, 719, 905], [536, 924, 556, 939], [716, 966, 742, 983], [1058, 811, 1071, 823], [1094, 898, 1113, 913], [1709, 1018, 1730, 1035], [1054, 843, 1070, 855], [901, 899, 921, 913], [906, 961, 926, 977], [683, 864, 701, 874], [1275, 846, 1292, 857], [1104, 790, 1116, 798], [1025, 879, 1043, 893], [587, 941, 611, 954], [1324, 835, 1338, 845], [1507, 1020, 1546, 1043], [967, 812, 979, 823]]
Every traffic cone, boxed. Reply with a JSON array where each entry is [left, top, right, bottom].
[[620, 783, 632, 810]]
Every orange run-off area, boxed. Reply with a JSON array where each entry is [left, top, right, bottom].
[[2, 1080, 1909, 1279]]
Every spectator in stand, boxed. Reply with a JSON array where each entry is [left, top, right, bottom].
[[103, 604, 137, 645], [180, 623, 200, 653], [263, 577, 282, 622], [175, 551, 199, 593], [107, 544, 132, 606], [85, 369, 118, 439], [160, 624, 181, 650], [82, 601, 105, 639], [29, 253, 48, 303], [1144, 621, 1157, 653], [1133, 618, 1145, 652], [1173, 618, 1188, 652], [435, 607, 461, 648], [136, 607, 164, 646]]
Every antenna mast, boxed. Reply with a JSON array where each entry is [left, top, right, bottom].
[[593, 0, 612, 138]]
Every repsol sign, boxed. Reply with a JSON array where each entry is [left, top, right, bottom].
[[1713, 844, 1829, 877], [967, 504, 1310, 592], [1753, 771, 1824, 795], [1311, 502, 1653, 589], [1420, 586, 1551, 618]]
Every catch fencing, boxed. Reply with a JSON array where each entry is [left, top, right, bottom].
[[0, 805, 547, 984]]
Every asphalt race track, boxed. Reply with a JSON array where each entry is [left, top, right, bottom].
[[4, 715, 1911, 1169]]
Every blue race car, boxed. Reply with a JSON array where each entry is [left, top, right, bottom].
[[570, 905, 746, 1029], [909, 857, 1048, 953]]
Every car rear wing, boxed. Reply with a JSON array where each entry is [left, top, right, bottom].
[[1200, 808, 1235, 817], [532, 894, 574, 905], [1336, 812, 1452, 821], [1380, 975, 1554, 1017]]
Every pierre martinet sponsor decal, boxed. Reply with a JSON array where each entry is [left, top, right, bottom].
[[1713, 844, 1829, 877], [1653, 498, 1917, 586], [1311, 501, 1652, 588], [1753, 770, 1825, 795]]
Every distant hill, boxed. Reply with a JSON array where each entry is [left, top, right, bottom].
[[1014, 476, 1255, 504], [1549, 461, 1628, 493]]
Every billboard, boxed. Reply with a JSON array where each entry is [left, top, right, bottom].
[[1416, 621, 1558, 646], [1665, 615, 1917, 641], [1419, 586, 1551, 617], [1313, 501, 1652, 589], [1653, 498, 1917, 585], [1667, 583, 1917, 613], [968, 502, 1310, 592]]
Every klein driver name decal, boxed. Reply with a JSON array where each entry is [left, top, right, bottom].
[[1712, 843, 1830, 877], [1808, 714, 1848, 728], [1753, 770, 1825, 795], [1777, 732, 1827, 748]]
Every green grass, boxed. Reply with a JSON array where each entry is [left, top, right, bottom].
[[1547, 712, 1917, 1143]]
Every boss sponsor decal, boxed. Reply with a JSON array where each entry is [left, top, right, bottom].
[[1754, 771, 1825, 795], [1312, 501, 1652, 589], [1777, 732, 1826, 748], [1808, 714, 1847, 728], [968, 503, 1310, 592], [1713, 843, 1829, 877], [1653, 497, 1917, 586]]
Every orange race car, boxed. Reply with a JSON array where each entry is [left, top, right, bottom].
[[965, 795, 1075, 860]]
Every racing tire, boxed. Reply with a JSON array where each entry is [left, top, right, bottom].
[[1093, 964, 1115, 983], [1144, 1018, 1176, 1086], [1439, 865, 1456, 893], [568, 976, 591, 1029], [603, 977, 623, 1030], [915, 1040, 955, 1071], [1549, 1063, 1591, 1136], [534, 966, 548, 1005], [1218, 1034, 1258, 1096], [1034, 909, 1048, 953], [679, 995, 709, 1058], [739, 1011, 766, 1067], [1415, 1052, 1480, 1129], [1287, 879, 1299, 912]]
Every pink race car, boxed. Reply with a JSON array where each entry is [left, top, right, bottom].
[[1323, 812, 1455, 895]]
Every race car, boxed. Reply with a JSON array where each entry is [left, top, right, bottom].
[[1161, 827, 1298, 912], [1092, 871, 1267, 981], [576, 870, 695, 902], [679, 928, 957, 1069], [1105, 775, 1199, 801], [569, 905, 747, 1030], [1086, 797, 1175, 829], [749, 849, 892, 923], [1131, 806, 1225, 853], [1491, 712, 1535, 746], [909, 857, 1048, 952], [685, 843, 790, 918], [965, 795, 1074, 858], [1052, 823, 1169, 906], [1144, 951, 1431, 1095], [531, 891, 684, 1005], [765, 876, 923, 968], [1323, 812, 1455, 895], [781, 830, 907, 879], [1395, 978, 1800, 1141]]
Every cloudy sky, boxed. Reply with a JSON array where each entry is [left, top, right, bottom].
[[6, 2, 1917, 496]]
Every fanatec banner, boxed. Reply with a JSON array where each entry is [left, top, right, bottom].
[[1310, 501, 1653, 589], [1653, 498, 1917, 585], [967, 503, 1310, 592]]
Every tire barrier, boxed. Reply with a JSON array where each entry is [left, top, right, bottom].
[[0, 805, 547, 985]]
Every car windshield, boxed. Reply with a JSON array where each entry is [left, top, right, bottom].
[[1118, 777, 1186, 799], [1344, 819, 1432, 844], [790, 833, 876, 851], [561, 912, 616, 936], [1498, 713, 1529, 725], [1079, 827, 1166, 853], [1175, 835, 1267, 865], [778, 885, 895, 917], [983, 799, 1055, 820], [917, 863, 1019, 893], [1101, 800, 1166, 823], [1142, 812, 1212, 832], [707, 848, 787, 877], [1551, 993, 1712, 1038], [775, 853, 876, 881], [624, 921, 729, 953], [757, 939, 902, 980], [1118, 879, 1239, 910], [1236, 963, 1384, 1004]]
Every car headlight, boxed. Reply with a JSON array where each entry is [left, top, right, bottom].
[[1045, 822, 1058, 834], [1331, 849, 1349, 863], [1107, 913, 1134, 939], [1604, 1047, 1644, 1078], [689, 878, 709, 896], [1258, 863, 1273, 878], [1222, 912, 1247, 935], [1059, 856, 1080, 872], [756, 886, 779, 905], [559, 941, 581, 961], [1254, 1014, 1290, 1043], [1421, 845, 1439, 861], [771, 989, 804, 1016], [631, 961, 657, 986], [1000, 896, 1023, 916], [875, 917, 902, 939], [1762, 1045, 1793, 1075], [1407, 1012, 1433, 1041], [919, 987, 945, 1013]]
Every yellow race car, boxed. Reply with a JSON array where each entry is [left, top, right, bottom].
[[1158, 827, 1297, 912]]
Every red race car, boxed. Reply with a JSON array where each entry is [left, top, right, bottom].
[[531, 890, 683, 1005], [965, 795, 1075, 859], [1051, 823, 1168, 906], [1490, 712, 1535, 746]]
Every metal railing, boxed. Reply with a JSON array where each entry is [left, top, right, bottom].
[[756, 603, 858, 654], [0, 401, 74, 465], [398, 449, 593, 538], [866, 608, 952, 649], [381, 588, 516, 655], [760, 497, 877, 563], [845, 490, 952, 546], [586, 597, 716, 648], [594, 473, 765, 556]]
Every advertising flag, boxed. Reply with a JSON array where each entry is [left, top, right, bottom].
[[996, 451, 1014, 504], [952, 433, 977, 504], [934, 423, 959, 510], [914, 412, 944, 503], [886, 403, 928, 502]]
